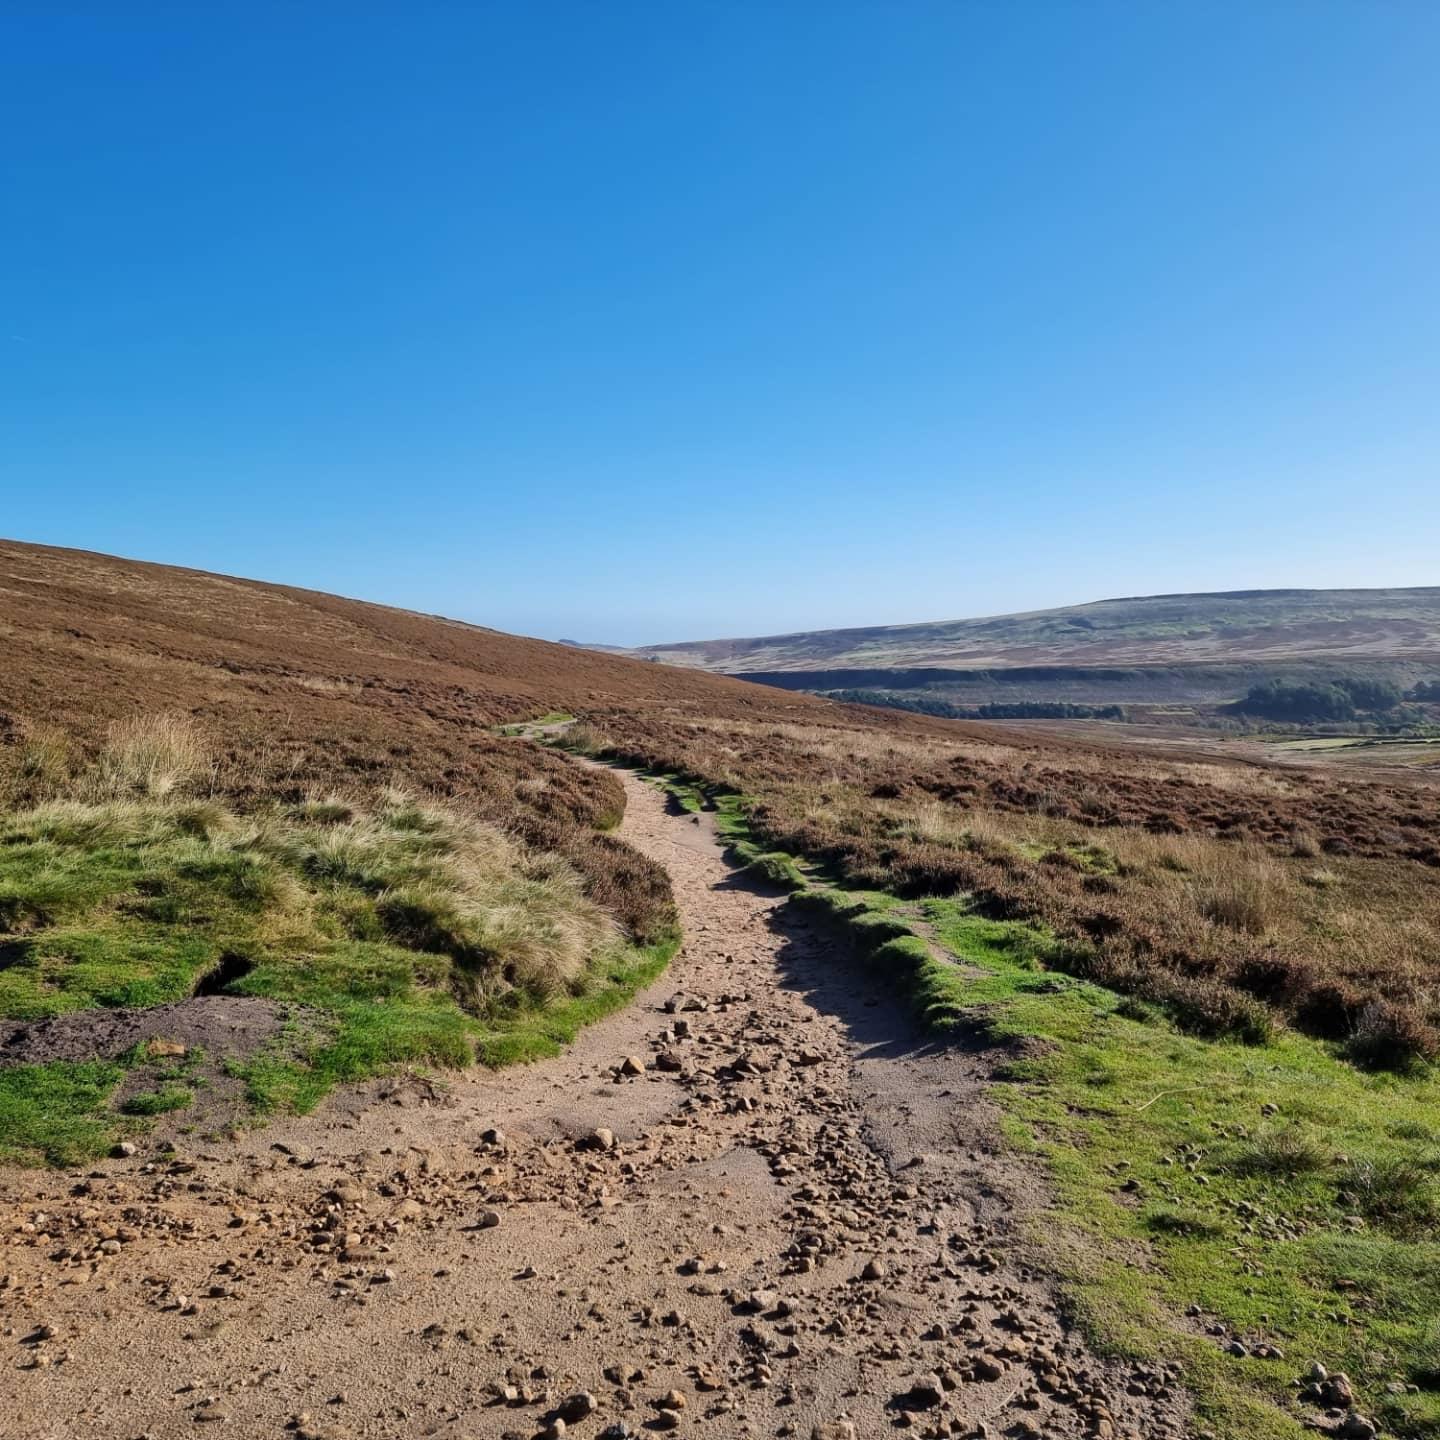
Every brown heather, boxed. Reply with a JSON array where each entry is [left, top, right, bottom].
[[3, 539, 1439, 1067], [0, 540, 827, 944], [577, 711, 1440, 1066]]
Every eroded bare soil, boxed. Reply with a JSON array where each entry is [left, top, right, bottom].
[[0, 766, 1190, 1440]]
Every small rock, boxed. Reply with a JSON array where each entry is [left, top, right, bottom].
[[903, 1375, 944, 1410], [1338, 1416, 1377, 1440], [861, 1258, 887, 1281], [558, 1393, 596, 1423]]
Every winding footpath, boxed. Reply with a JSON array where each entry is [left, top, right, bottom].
[[1, 764, 1191, 1440]]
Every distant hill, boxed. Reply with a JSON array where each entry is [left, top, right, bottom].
[[557, 638, 632, 654], [626, 589, 1440, 676]]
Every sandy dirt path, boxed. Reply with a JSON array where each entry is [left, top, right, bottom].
[[1, 762, 1190, 1440]]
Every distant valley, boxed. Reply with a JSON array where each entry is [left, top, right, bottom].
[[615, 587, 1440, 733], [625, 587, 1440, 673]]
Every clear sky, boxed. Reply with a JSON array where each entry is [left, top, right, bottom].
[[3, 4, 1437, 645]]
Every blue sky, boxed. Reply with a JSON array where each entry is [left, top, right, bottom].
[[3, 4, 1437, 645]]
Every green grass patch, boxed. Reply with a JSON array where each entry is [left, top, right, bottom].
[[0, 786, 670, 1160], [917, 894, 1440, 1440], [120, 1084, 194, 1116], [0, 1060, 130, 1165], [471, 932, 678, 1066], [233, 930, 678, 1109], [642, 770, 710, 814]]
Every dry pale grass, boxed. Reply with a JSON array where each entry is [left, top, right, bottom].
[[87, 713, 208, 800], [1192, 843, 1286, 936], [4, 724, 73, 802], [271, 789, 619, 1004]]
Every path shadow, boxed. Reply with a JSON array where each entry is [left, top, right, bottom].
[[710, 862, 970, 1064]]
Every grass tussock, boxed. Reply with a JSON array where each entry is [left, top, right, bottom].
[[0, 783, 618, 1021], [1195, 844, 1283, 935], [89, 712, 208, 800]]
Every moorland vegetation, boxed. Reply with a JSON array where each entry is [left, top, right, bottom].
[[570, 710, 1440, 1069], [5, 542, 1440, 1436]]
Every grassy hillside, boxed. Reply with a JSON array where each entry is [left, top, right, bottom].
[[629, 587, 1440, 674]]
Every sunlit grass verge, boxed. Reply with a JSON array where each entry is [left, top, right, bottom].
[[0, 1060, 131, 1167], [794, 879, 1440, 1439], [233, 933, 678, 1112], [0, 729, 673, 1162]]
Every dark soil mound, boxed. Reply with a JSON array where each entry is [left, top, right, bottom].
[[0, 996, 289, 1068]]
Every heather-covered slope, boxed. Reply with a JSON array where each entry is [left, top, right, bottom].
[[0, 537, 819, 956], [0, 538, 828, 767]]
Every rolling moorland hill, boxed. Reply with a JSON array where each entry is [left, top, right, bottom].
[[0, 536, 860, 952], [627, 587, 1440, 675], [4, 541, 1440, 1438], [0, 538, 836, 756]]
